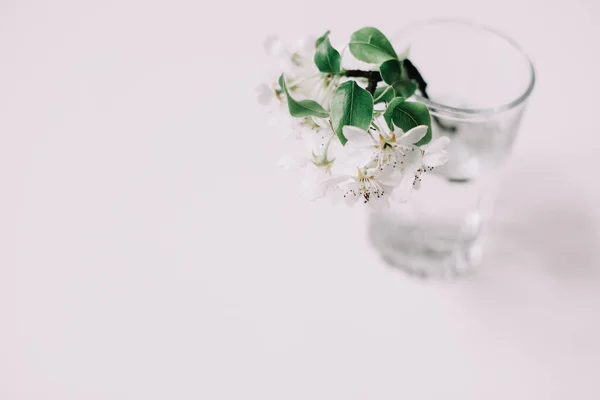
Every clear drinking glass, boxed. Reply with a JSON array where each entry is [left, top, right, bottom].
[[368, 19, 535, 277]]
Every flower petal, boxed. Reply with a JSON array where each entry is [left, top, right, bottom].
[[335, 143, 376, 173], [422, 152, 449, 168], [397, 125, 428, 145], [342, 126, 376, 146], [300, 168, 337, 201], [390, 171, 416, 203], [425, 136, 451, 153], [377, 169, 404, 186], [350, 150, 376, 167], [423, 137, 451, 167], [321, 175, 351, 189], [305, 131, 334, 155], [398, 150, 422, 173], [312, 117, 330, 130], [344, 192, 360, 207], [413, 177, 422, 191]]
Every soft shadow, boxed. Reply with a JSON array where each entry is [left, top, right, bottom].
[[484, 162, 600, 281], [370, 160, 600, 282], [448, 163, 600, 370]]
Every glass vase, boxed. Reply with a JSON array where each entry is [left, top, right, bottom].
[[368, 19, 536, 278]]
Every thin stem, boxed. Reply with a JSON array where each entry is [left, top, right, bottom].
[[342, 70, 380, 95], [342, 70, 382, 81], [365, 78, 378, 95]]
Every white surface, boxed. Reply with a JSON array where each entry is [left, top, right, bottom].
[[2, 0, 600, 398]]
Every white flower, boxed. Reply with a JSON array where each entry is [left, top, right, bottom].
[[340, 124, 429, 173], [338, 124, 450, 203], [314, 131, 404, 209], [264, 35, 316, 78], [403, 135, 451, 183], [392, 136, 451, 201], [326, 165, 403, 209], [422, 136, 451, 167], [256, 35, 315, 111], [413, 136, 451, 186], [258, 34, 339, 110], [255, 84, 324, 139], [296, 74, 338, 110], [277, 122, 342, 201], [284, 115, 334, 142]]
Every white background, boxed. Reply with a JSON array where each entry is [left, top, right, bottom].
[[2, 0, 600, 398]]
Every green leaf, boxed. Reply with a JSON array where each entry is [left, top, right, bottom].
[[391, 80, 418, 98], [330, 81, 374, 145], [314, 32, 341, 74], [315, 30, 330, 48], [379, 59, 406, 83], [379, 59, 417, 98], [348, 27, 398, 64], [373, 86, 395, 104], [278, 74, 329, 118], [384, 97, 432, 146], [383, 97, 405, 130]]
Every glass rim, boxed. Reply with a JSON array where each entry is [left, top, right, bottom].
[[396, 18, 536, 119]]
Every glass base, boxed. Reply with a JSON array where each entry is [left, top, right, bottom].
[[368, 208, 485, 279]]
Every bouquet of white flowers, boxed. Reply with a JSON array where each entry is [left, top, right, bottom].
[[257, 27, 450, 209]]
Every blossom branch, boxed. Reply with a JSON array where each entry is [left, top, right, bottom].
[[342, 69, 382, 81], [342, 62, 457, 132]]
